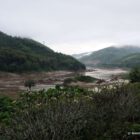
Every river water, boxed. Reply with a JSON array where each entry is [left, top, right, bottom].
[[19, 69, 128, 91], [85, 68, 128, 80]]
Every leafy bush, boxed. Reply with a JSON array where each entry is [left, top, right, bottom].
[[63, 75, 97, 86], [0, 96, 14, 124], [1, 84, 140, 139], [24, 80, 36, 90], [129, 68, 140, 83], [63, 78, 77, 86], [75, 75, 97, 83]]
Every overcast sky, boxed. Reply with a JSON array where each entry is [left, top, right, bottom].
[[0, 0, 140, 54]]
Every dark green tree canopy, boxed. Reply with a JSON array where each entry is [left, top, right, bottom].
[[129, 68, 140, 83], [0, 31, 85, 72]]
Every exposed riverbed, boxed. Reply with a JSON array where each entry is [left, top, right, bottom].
[[0, 68, 129, 98]]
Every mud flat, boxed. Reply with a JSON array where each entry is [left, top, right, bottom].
[[0, 69, 129, 98], [0, 71, 76, 98]]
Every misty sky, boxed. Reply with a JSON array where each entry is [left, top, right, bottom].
[[0, 0, 140, 54]]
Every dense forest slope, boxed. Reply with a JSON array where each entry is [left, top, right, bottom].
[[114, 53, 140, 68], [78, 46, 140, 68], [0, 32, 85, 72]]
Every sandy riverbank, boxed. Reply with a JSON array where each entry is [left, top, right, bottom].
[[0, 71, 76, 98], [0, 68, 129, 98]]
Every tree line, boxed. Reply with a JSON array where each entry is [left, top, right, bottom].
[[0, 31, 85, 72]]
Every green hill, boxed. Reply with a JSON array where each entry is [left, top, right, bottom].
[[115, 53, 140, 68], [0, 31, 85, 72], [79, 46, 140, 68]]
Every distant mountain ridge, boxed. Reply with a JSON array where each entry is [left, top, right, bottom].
[[114, 53, 140, 68], [77, 46, 140, 68], [72, 52, 92, 59], [0, 31, 85, 72]]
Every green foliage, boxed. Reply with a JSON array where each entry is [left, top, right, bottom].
[[0, 96, 14, 124], [0, 31, 85, 72], [113, 53, 140, 68], [129, 68, 140, 83], [75, 75, 97, 83], [119, 73, 129, 80], [79, 46, 140, 68], [63, 78, 77, 86], [130, 123, 140, 132], [63, 75, 97, 86], [1, 83, 140, 139], [24, 80, 36, 90]]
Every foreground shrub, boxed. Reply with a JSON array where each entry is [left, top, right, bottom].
[[0, 96, 15, 124], [1, 84, 140, 140], [2, 94, 92, 140]]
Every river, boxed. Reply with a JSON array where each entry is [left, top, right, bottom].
[[85, 68, 128, 80]]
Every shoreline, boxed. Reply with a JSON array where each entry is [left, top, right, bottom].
[[0, 68, 129, 98]]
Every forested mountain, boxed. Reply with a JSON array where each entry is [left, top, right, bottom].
[[78, 46, 140, 68], [114, 53, 140, 68], [0, 31, 85, 72]]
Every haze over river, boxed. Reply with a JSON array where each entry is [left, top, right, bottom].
[[85, 68, 128, 80]]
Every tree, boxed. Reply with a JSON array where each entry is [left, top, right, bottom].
[[129, 68, 140, 83], [24, 80, 36, 90]]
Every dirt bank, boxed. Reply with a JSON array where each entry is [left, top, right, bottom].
[[0, 71, 75, 98]]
